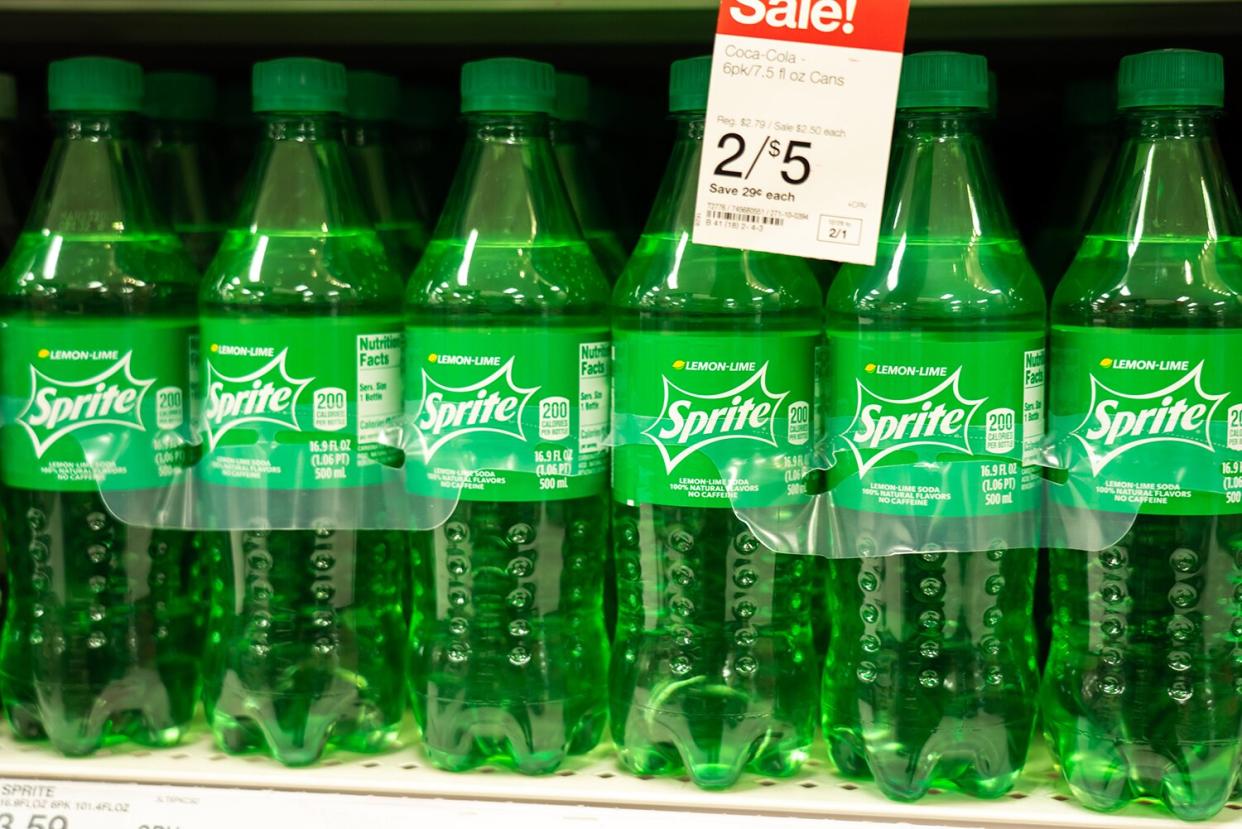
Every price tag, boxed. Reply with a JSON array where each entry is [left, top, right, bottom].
[[693, 0, 910, 265]]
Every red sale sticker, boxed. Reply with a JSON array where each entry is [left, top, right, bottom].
[[693, 0, 911, 265]]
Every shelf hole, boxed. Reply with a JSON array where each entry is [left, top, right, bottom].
[[800, 782, 818, 789], [401, 763, 418, 770], [171, 753, 188, 760], [927, 788, 944, 796], [1226, 804, 1242, 811], [677, 776, 691, 783], [636, 774, 654, 781], [244, 756, 263, 763], [131, 751, 151, 758], [478, 767, 496, 774], [758, 780, 777, 787], [1051, 795, 1070, 802], [321, 760, 341, 767], [556, 770, 575, 777], [362, 762, 380, 768], [805, 759, 821, 767], [1008, 793, 1028, 800], [841, 784, 859, 791], [208, 754, 226, 762], [597, 772, 614, 779]]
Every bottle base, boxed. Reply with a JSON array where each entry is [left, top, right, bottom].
[[4, 698, 187, 757]]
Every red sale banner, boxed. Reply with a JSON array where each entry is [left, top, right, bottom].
[[716, 0, 909, 53]]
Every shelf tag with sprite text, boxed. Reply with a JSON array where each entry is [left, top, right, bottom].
[[694, 0, 909, 265]]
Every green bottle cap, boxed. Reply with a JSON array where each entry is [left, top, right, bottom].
[[554, 71, 589, 123], [0, 73, 15, 120], [897, 51, 989, 110], [48, 56, 143, 112], [401, 85, 456, 129], [460, 58, 555, 114], [144, 71, 217, 121], [347, 70, 400, 121], [252, 57, 347, 114], [670, 56, 711, 113], [1117, 49, 1224, 110]]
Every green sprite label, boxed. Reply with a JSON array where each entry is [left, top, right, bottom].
[[200, 315, 402, 489], [613, 332, 816, 509], [1052, 327, 1242, 515], [827, 331, 1045, 517], [404, 327, 609, 501], [0, 317, 192, 491]]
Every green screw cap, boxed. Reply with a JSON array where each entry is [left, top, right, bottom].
[[897, 51, 989, 111], [144, 71, 217, 121], [554, 71, 589, 123], [49, 56, 143, 112], [347, 69, 400, 121], [460, 58, 555, 114], [670, 56, 711, 113], [252, 57, 347, 114], [1117, 49, 1224, 110], [0, 73, 15, 120]]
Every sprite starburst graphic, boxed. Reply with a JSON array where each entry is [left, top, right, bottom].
[[17, 351, 155, 458], [1072, 360, 1228, 475], [203, 349, 313, 450], [644, 363, 786, 473], [413, 357, 539, 460], [844, 368, 985, 477]]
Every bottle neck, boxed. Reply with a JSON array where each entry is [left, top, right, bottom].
[[641, 113, 704, 238], [238, 112, 372, 233], [433, 111, 581, 244], [27, 111, 166, 235], [344, 119, 396, 148], [1088, 108, 1240, 241], [147, 119, 207, 147], [879, 110, 1017, 243]]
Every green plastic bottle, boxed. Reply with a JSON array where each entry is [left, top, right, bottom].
[[553, 72, 627, 281], [346, 70, 430, 279], [399, 85, 456, 219], [143, 71, 227, 273], [1043, 49, 1242, 821], [822, 52, 1044, 801], [199, 58, 407, 766], [405, 57, 610, 774], [610, 56, 820, 790], [0, 57, 202, 755]]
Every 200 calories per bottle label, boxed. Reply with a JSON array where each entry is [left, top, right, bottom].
[[827, 331, 1045, 517], [199, 316, 402, 489], [613, 332, 816, 509], [0, 318, 193, 492], [1052, 328, 1242, 515], [405, 327, 609, 501]]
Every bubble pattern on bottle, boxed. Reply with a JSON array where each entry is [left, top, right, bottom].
[[0, 490, 202, 756], [409, 496, 608, 775], [610, 503, 817, 790], [823, 543, 1039, 801], [202, 527, 406, 767]]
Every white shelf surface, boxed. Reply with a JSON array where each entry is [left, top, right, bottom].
[[0, 728, 1237, 828]]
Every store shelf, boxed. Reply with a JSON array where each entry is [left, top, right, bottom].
[[0, 728, 1237, 828]]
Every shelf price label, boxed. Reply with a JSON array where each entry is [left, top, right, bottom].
[[694, 0, 910, 265]]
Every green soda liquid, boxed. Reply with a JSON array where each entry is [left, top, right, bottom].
[[1044, 104, 1242, 819], [405, 99, 610, 774], [823, 99, 1043, 799], [610, 107, 821, 790], [0, 102, 203, 755], [200, 100, 407, 766]]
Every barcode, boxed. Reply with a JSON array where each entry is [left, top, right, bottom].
[[707, 210, 784, 226]]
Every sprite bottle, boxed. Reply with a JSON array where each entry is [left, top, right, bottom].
[[822, 52, 1044, 801], [399, 85, 456, 220], [1043, 49, 1242, 821], [405, 57, 610, 774], [0, 57, 202, 755], [346, 70, 430, 279], [610, 56, 820, 791], [143, 71, 227, 273], [199, 58, 407, 766], [552, 72, 627, 281]]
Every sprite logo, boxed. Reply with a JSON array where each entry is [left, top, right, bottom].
[[17, 352, 155, 458], [204, 349, 313, 450], [645, 362, 786, 473], [414, 357, 538, 459], [1072, 360, 1227, 475], [845, 368, 984, 476]]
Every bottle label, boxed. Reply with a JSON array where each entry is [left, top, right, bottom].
[[404, 327, 609, 502], [0, 318, 193, 492], [1052, 327, 1242, 515], [613, 331, 817, 508], [827, 331, 1045, 517], [200, 316, 403, 490]]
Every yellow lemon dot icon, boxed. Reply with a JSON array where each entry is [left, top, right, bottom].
[[1099, 357, 1113, 368], [672, 359, 686, 370], [210, 343, 219, 353], [865, 363, 877, 373], [36, 348, 50, 359], [428, 353, 438, 363]]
